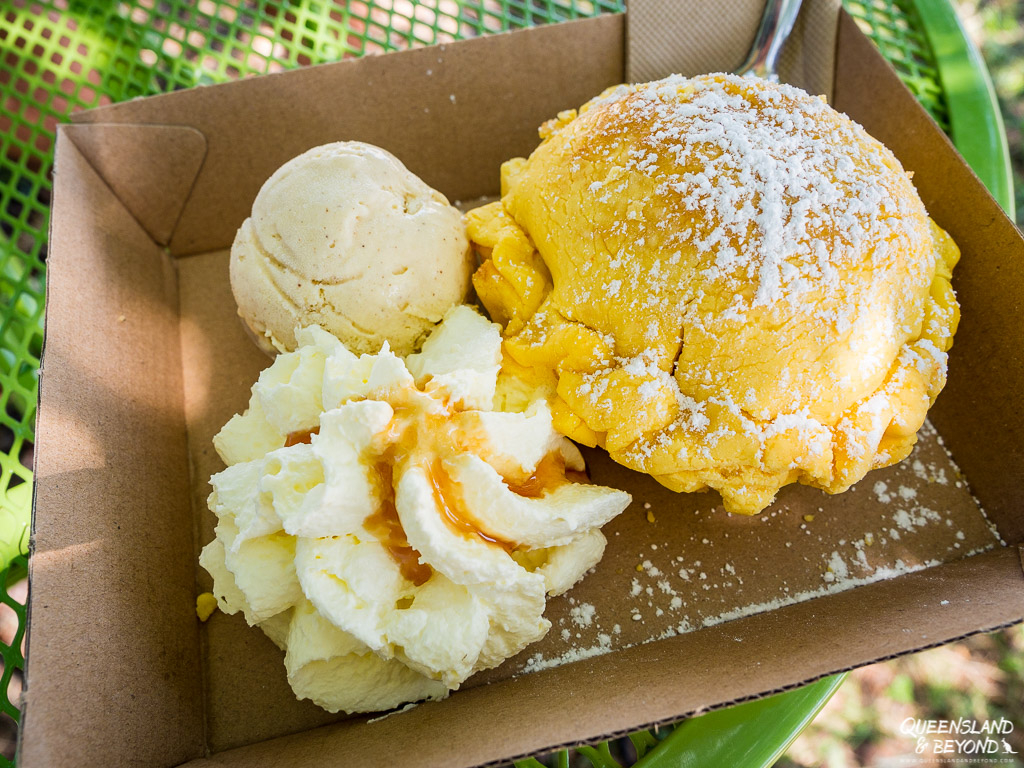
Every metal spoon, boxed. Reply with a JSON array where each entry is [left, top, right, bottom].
[[734, 0, 804, 80]]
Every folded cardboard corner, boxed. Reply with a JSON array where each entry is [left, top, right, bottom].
[[26, 2, 1024, 767], [60, 122, 207, 246]]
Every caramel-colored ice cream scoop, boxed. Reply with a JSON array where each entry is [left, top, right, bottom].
[[231, 141, 473, 356]]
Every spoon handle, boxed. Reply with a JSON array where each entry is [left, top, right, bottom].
[[734, 0, 804, 79]]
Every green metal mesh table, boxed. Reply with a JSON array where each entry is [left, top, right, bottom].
[[0, 1, 1013, 765]]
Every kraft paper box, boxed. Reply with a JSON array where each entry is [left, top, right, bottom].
[[25, 1, 1024, 765]]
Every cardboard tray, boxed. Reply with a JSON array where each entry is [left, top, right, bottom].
[[25, 1, 1024, 765]]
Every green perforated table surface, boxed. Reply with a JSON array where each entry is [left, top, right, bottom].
[[0, 1, 1013, 766]]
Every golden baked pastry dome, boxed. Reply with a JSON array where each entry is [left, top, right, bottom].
[[467, 73, 960, 516]]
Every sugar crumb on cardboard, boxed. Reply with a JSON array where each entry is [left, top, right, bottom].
[[569, 603, 597, 628]]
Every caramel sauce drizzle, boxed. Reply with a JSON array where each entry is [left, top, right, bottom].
[[427, 458, 517, 553], [282, 390, 590, 582], [362, 459, 433, 587], [285, 426, 320, 447], [503, 452, 588, 498]]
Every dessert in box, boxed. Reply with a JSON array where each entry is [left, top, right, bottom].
[[26, 1, 1024, 766], [203, 139, 631, 715], [203, 307, 629, 713], [468, 73, 960, 515]]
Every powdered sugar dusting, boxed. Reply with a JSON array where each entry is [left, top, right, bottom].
[[587, 73, 927, 313]]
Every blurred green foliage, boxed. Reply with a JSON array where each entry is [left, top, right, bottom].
[[957, 0, 1024, 222]]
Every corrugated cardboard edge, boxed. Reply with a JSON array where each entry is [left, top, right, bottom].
[[61, 122, 207, 246], [22, 129, 204, 767], [625, 0, 839, 100], [626, 0, 766, 80], [176, 546, 1024, 768], [833, 11, 1024, 546]]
